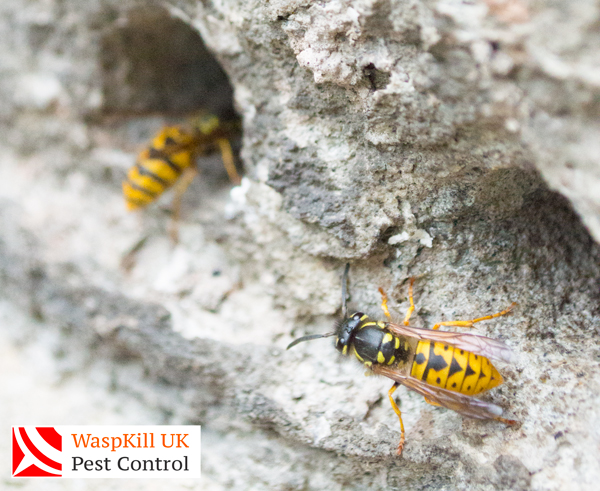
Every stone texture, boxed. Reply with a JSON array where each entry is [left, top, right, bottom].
[[1, 1, 599, 490]]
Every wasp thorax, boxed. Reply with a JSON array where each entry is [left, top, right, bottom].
[[335, 312, 365, 353]]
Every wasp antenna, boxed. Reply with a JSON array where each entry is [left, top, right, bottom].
[[342, 263, 350, 319], [287, 332, 336, 350]]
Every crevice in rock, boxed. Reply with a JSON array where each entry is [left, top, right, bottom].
[[99, 5, 236, 120]]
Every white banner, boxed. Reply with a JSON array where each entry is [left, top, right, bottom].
[[12, 426, 201, 478]]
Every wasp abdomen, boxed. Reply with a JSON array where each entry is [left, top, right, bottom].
[[123, 126, 196, 210], [411, 340, 503, 395]]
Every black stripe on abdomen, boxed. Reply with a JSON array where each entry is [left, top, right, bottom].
[[421, 342, 448, 381]]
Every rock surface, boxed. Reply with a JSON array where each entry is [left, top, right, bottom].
[[1, 1, 599, 490]]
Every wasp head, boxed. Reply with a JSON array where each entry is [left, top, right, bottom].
[[334, 312, 365, 354]]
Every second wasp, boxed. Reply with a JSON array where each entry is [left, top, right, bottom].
[[122, 113, 242, 225]]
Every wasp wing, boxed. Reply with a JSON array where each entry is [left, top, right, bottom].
[[385, 323, 512, 363], [373, 365, 505, 420]]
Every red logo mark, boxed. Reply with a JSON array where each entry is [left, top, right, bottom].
[[12, 427, 62, 477]]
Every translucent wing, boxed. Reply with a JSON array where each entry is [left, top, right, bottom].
[[386, 323, 512, 363], [373, 365, 507, 421]]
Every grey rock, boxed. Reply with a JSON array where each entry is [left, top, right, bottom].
[[1, 1, 599, 490]]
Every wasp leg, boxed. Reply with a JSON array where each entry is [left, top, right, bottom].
[[388, 382, 406, 456], [216, 138, 241, 185], [403, 277, 416, 326], [431, 302, 517, 331], [378, 287, 392, 319], [168, 167, 198, 243], [423, 396, 441, 407], [120, 235, 149, 273]]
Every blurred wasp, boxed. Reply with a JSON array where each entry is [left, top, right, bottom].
[[122, 113, 241, 240], [287, 264, 517, 455]]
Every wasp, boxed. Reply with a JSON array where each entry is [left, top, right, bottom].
[[287, 264, 517, 455], [122, 113, 241, 215]]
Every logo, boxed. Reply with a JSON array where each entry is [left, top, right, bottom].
[[11, 426, 200, 478], [12, 427, 63, 477]]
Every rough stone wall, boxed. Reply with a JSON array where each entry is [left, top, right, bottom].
[[1, 1, 599, 490]]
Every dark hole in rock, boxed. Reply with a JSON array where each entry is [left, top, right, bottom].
[[100, 6, 236, 120], [363, 63, 390, 91]]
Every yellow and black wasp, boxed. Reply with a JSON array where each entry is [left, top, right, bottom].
[[287, 264, 517, 455], [122, 113, 241, 215]]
